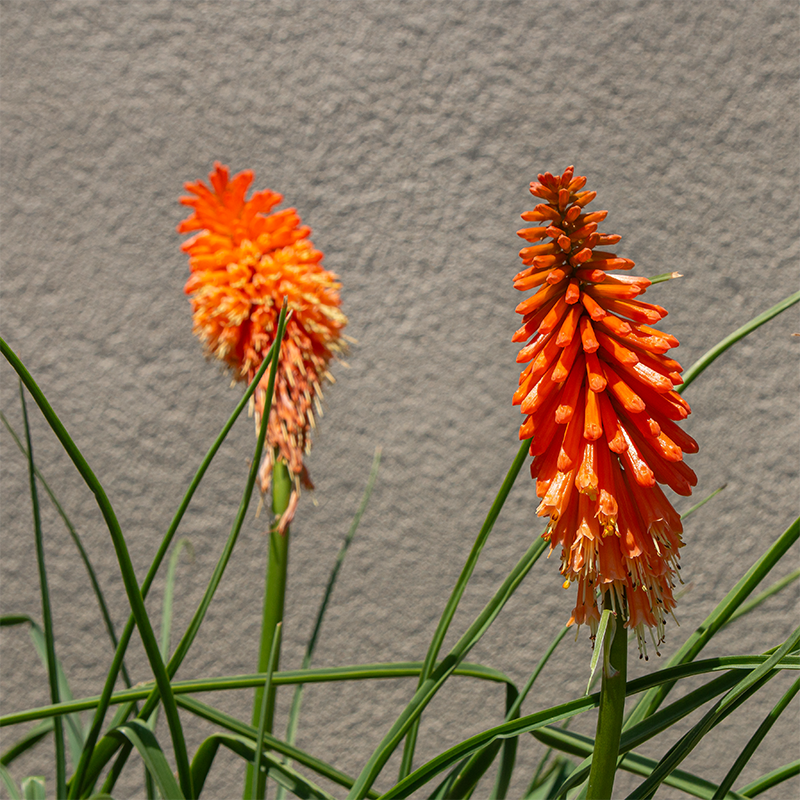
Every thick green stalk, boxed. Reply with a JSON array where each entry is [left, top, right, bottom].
[[243, 459, 292, 799], [586, 609, 628, 800]]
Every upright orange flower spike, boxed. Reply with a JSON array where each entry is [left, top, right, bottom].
[[512, 167, 697, 658], [179, 163, 347, 527]]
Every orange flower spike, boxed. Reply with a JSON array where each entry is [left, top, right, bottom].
[[179, 162, 347, 525], [512, 166, 696, 654]]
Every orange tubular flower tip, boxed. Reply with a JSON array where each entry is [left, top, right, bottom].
[[179, 163, 347, 523], [512, 167, 696, 658]]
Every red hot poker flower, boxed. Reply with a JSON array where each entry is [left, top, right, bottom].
[[179, 163, 347, 528], [513, 167, 697, 657]]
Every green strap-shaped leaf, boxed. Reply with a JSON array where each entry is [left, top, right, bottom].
[[1, 660, 519, 727], [160, 538, 194, 663], [19, 386, 67, 798], [626, 627, 800, 800], [20, 777, 46, 800], [739, 759, 800, 797], [0, 764, 22, 800], [0, 615, 82, 768], [531, 727, 747, 800], [523, 757, 574, 800], [191, 732, 337, 800], [62, 320, 287, 798], [349, 536, 546, 799], [399, 438, 532, 781], [26, 619, 84, 765], [0, 340, 193, 800], [678, 290, 800, 392], [180, 695, 379, 798], [0, 719, 53, 767], [0, 411, 135, 694], [713, 677, 800, 798], [109, 720, 183, 800], [82, 304, 290, 798], [624, 516, 799, 729]]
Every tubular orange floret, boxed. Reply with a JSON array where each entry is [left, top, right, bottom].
[[511, 166, 696, 653], [180, 163, 347, 527]]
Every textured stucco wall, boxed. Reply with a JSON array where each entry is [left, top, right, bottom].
[[1, 1, 798, 798]]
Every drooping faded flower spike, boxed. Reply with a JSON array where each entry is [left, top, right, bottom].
[[513, 167, 697, 657], [179, 163, 347, 528]]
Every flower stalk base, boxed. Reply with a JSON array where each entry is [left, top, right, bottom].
[[244, 458, 292, 800], [586, 608, 628, 799]]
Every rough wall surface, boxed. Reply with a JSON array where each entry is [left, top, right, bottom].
[[1, 1, 798, 798]]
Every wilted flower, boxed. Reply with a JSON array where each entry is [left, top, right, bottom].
[[512, 166, 696, 657], [179, 163, 347, 527]]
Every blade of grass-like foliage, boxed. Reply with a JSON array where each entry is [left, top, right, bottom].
[[160, 538, 194, 662], [85, 303, 289, 797], [490, 685, 521, 800], [398, 438, 531, 780], [108, 721, 183, 800], [1, 411, 135, 693], [0, 342, 194, 799], [28, 620, 84, 766], [191, 732, 337, 800], [348, 536, 547, 800], [440, 625, 571, 800], [0, 615, 83, 769], [713, 677, 800, 799], [624, 516, 799, 730], [524, 757, 575, 800], [724, 568, 800, 628], [19, 385, 66, 799], [677, 290, 800, 393], [1, 660, 520, 726], [433, 683, 519, 800], [277, 447, 382, 800], [145, 537, 193, 797], [532, 727, 747, 800], [379, 694, 599, 799], [739, 759, 800, 797], [549, 670, 750, 799], [68, 336, 281, 799], [0, 764, 21, 800], [20, 777, 46, 800], [7, 654, 797, 728], [1, 719, 53, 767], [626, 626, 800, 800], [376, 654, 800, 800], [254, 623, 282, 800], [179, 696, 379, 798], [681, 484, 726, 520]]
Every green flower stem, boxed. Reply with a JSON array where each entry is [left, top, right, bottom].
[[586, 608, 628, 800], [243, 459, 293, 799]]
